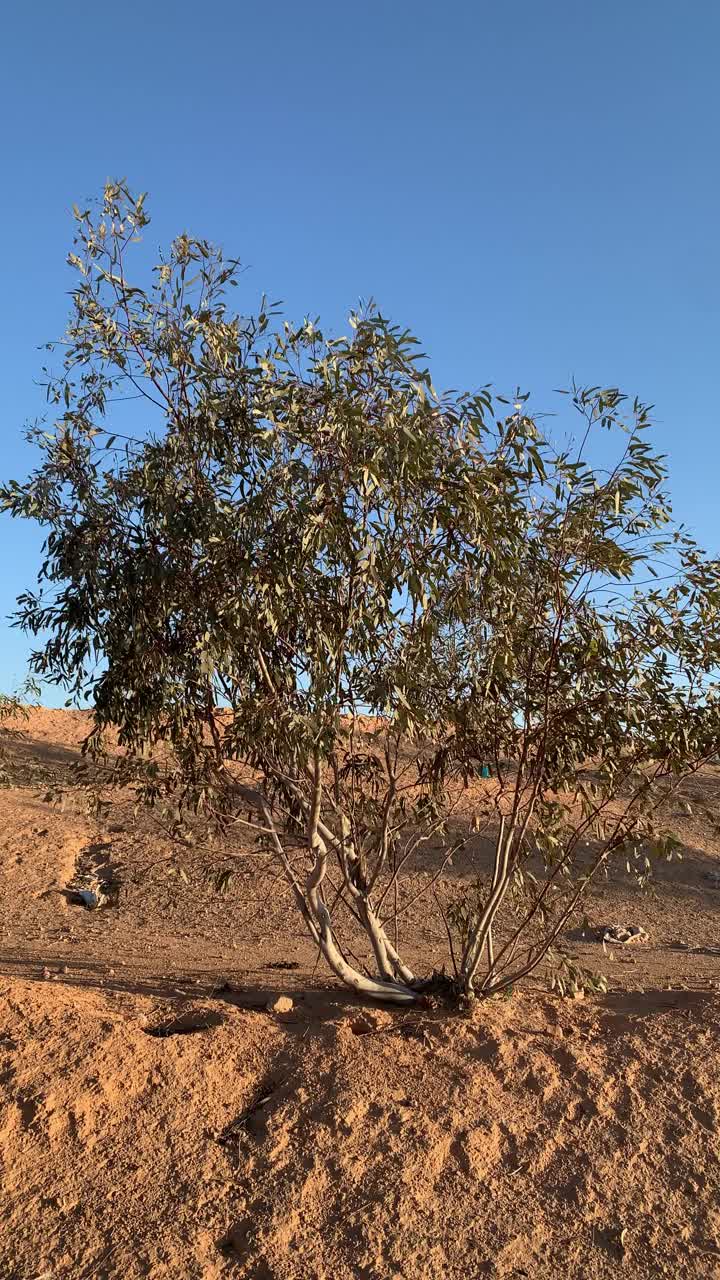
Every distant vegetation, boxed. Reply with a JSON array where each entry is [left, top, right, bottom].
[[0, 684, 37, 785], [2, 182, 720, 1002]]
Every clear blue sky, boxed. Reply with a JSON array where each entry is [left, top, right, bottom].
[[1, 1, 718, 704]]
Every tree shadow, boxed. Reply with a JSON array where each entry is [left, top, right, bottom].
[[0, 949, 405, 1020], [598, 986, 715, 1020]]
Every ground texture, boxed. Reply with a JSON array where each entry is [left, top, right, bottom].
[[1, 709, 719, 1279]]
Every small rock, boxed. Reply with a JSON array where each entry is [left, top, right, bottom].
[[266, 995, 294, 1014], [361, 1008, 386, 1028], [351, 1009, 388, 1034], [108, 968, 115, 977], [61, 965, 69, 975], [41, 967, 51, 980]]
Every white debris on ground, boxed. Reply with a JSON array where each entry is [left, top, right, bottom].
[[64, 841, 120, 910], [600, 925, 650, 945], [72, 885, 107, 909]]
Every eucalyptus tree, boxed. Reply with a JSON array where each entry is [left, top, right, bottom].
[[3, 183, 719, 1002]]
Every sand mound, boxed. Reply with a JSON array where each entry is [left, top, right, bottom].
[[1, 977, 719, 1279]]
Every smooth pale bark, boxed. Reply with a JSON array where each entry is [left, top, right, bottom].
[[461, 817, 513, 994], [235, 782, 420, 1003]]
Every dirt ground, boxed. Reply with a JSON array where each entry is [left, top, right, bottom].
[[1, 708, 719, 1280]]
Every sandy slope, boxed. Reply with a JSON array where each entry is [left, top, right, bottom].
[[0, 709, 719, 1279]]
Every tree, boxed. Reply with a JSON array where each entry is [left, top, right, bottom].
[[3, 182, 720, 1002]]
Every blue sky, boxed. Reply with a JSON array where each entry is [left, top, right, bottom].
[[1, 1, 718, 703]]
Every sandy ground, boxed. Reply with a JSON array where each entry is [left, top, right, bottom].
[[0, 708, 719, 1279]]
